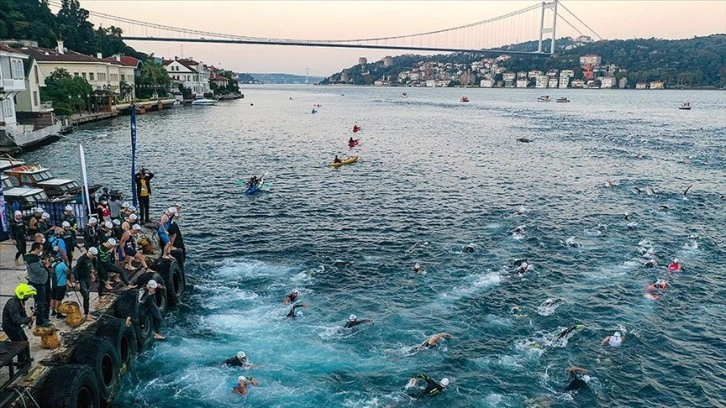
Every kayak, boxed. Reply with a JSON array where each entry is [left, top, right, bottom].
[[348, 138, 360, 148], [244, 177, 264, 195], [328, 156, 358, 167]]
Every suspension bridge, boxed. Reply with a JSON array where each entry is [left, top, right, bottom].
[[49, 0, 601, 56]]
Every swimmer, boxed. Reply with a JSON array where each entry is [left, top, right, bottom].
[[565, 237, 581, 248], [642, 258, 658, 268], [405, 374, 449, 399], [667, 258, 682, 271], [286, 303, 308, 318], [512, 226, 526, 239], [514, 206, 526, 216], [344, 314, 373, 328], [565, 367, 590, 392], [537, 298, 564, 316], [463, 243, 476, 253], [224, 351, 262, 369], [645, 279, 668, 299], [682, 184, 693, 198], [232, 375, 258, 396], [556, 324, 586, 340], [412, 263, 424, 274], [418, 333, 453, 350], [601, 331, 624, 347], [511, 305, 527, 318], [512, 261, 530, 275], [283, 289, 300, 304], [516, 138, 534, 143]]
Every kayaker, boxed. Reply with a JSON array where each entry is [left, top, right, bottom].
[[349, 137, 355, 144], [247, 176, 259, 187], [333, 155, 342, 164]]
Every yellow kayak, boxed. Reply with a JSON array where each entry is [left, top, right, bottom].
[[328, 156, 358, 167]]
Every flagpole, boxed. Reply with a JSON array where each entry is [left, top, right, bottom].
[[131, 104, 138, 207], [79, 144, 92, 216]]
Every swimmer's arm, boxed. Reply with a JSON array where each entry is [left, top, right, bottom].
[[600, 336, 610, 345], [247, 377, 259, 386], [567, 367, 588, 374]]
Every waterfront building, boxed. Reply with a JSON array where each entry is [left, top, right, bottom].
[[102, 55, 138, 101], [480, 79, 494, 88], [0, 44, 28, 134], [548, 77, 559, 88], [559, 70, 574, 88], [571, 79, 585, 88], [503, 72, 516, 87], [528, 70, 542, 79], [649, 81, 664, 89], [516, 79, 529, 88], [601, 77, 616, 89], [535, 75, 548, 88], [635, 82, 648, 89], [164, 58, 211, 95]]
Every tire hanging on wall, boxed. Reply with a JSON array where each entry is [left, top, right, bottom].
[[162, 260, 183, 305], [70, 338, 120, 404], [95, 316, 138, 373], [113, 289, 152, 348], [42, 364, 101, 408]]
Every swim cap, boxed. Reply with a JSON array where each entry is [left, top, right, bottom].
[[129, 206, 136, 212], [238, 376, 247, 383], [15, 283, 37, 299], [292, 289, 299, 294], [42, 212, 50, 219], [104, 221, 113, 229], [147, 280, 158, 289], [107, 238, 117, 246], [62, 221, 71, 228], [88, 217, 98, 224], [167, 207, 177, 214], [121, 202, 129, 208], [175, 202, 182, 208], [64, 205, 73, 211], [614, 331, 621, 337], [129, 214, 138, 221], [414, 263, 421, 269], [133, 224, 142, 231], [349, 314, 357, 321], [673, 258, 679, 264], [88, 247, 98, 255], [237, 351, 246, 360], [113, 219, 121, 226], [440, 378, 450, 387], [14, 210, 22, 216]]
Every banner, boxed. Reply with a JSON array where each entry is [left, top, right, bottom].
[[79, 144, 92, 216], [131, 104, 138, 207]]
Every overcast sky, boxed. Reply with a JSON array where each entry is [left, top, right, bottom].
[[75, 1, 726, 76]]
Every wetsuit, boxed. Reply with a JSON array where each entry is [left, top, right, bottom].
[[169, 222, 186, 262], [84, 224, 99, 249], [1, 297, 32, 363], [9, 217, 26, 261], [224, 357, 248, 367], [287, 303, 305, 318], [283, 293, 298, 303], [344, 319, 370, 328], [62, 228, 76, 267], [556, 325, 580, 340], [98, 228, 114, 245], [138, 288, 162, 333], [411, 374, 445, 399], [24, 252, 50, 326], [97, 244, 129, 296], [37, 220, 50, 238], [565, 371, 588, 392], [72, 254, 95, 316], [61, 213, 77, 231]]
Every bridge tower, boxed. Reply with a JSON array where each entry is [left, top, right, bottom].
[[537, 0, 559, 54]]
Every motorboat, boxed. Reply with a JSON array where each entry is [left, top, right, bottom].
[[460, 96, 470, 103], [191, 94, 217, 106], [537, 95, 551, 102], [401, 92, 408, 98], [556, 97, 570, 103], [679, 102, 691, 110], [3, 162, 101, 198]]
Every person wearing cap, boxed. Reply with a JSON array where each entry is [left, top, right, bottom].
[[112, 219, 124, 241], [282, 289, 300, 304], [565, 367, 591, 392], [224, 351, 262, 368], [232, 375, 259, 396], [96, 196, 111, 223], [71, 247, 98, 321], [139, 279, 165, 340], [122, 213, 138, 232], [158, 207, 177, 259], [27, 207, 43, 236], [45, 255, 69, 319], [120, 224, 152, 271], [24, 242, 51, 327], [9, 210, 27, 266], [98, 221, 114, 245], [286, 302, 309, 318], [412, 263, 424, 274], [37, 212, 51, 238], [344, 314, 373, 328], [135, 167, 154, 223], [668, 258, 682, 272], [418, 333, 453, 351], [601, 331, 624, 347], [2, 283, 38, 365], [46, 227, 69, 266], [84, 217, 100, 249], [60, 205, 77, 231], [556, 324, 586, 341], [61, 221, 77, 268], [406, 373, 449, 399], [97, 238, 136, 296]]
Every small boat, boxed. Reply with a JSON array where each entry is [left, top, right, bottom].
[[556, 97, 570, 103], [352, 125, 361, 133], [191, 94, 217, 106], [244, 176, 264, 195], [401, 92, 408, 98], [460, 96, 470, 103], [348, 138, 360, 148], [328, 156, 358, 168], [3, 162, 101, 198], [537, 95, 551, 102], [679, 102, 691, 110]]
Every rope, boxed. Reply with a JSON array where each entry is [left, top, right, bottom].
[[10, 387, 28, 408], [558, 1, 603, 39]]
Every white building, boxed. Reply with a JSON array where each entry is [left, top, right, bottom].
[[0, 44, 28, 132], [571, 79, 585, 88], [516, 79, 529, 88], [600, 77, 616, 89], [480, 79, 494, 88], [548, 77, 559, 88], [559, 70, 574, 89], [164, 58, 212, 95], [503, 72, 516, 87], [535, 75, 549, 88]]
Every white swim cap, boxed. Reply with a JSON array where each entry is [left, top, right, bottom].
[[147, 280, 158, 289], [673, 258, 679, 264], [237, 351, 246, 360], [88, 247, 98, 255], [133, 224, 142, 231], [107, 238, 117, 246], [64, 205, 73, 211], [414, 263, 421, 269], [88, 217, 98, 224], [113, 219, 121, 226], [175, 202, 182, 208], [349, 314, 357, 321], [129, 214, 138, 221], [292, 289, 299, 294], [167, 206, 177, 214], [440, 378, 450, 387], [62, 221, 70, 228], [42, 212, 50, 219], [238, 376, 247, 383], [121, 202, 129, 208], [614, 331, 621, 337], [14, 210, 22, 216], [34, 207, 42, 213], [104, 221, 113, 229]]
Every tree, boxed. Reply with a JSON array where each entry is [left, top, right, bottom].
[[135, 60, 171, 99], [40, 68, 92, 116], [56, 0, 95, 55]]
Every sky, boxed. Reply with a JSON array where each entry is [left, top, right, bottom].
[[74, 1, 726, 76]]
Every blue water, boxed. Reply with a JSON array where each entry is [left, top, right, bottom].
[[20, 87, 726, 407]]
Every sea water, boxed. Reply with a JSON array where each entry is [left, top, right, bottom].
[[21, 87, 726, 407]]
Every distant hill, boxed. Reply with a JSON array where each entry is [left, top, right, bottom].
[[249, 73, 326, 84]]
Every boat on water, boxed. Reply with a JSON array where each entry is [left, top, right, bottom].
[[556, 97, 570, 103], [348, 138, 360, 148], [679, 102, 692, 110], [401, 92, 408, 98], [460, 96, 470, 103], [244, 176, 265, 195], [191, 94, 217, 106], [537, 95, 551, 102], [328, 156, 358, 168], [2, 161, 101, 199]]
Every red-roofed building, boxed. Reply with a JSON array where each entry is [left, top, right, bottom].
[[164, 57, 211, 95]]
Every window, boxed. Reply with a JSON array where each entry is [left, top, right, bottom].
[[74, 72, 79, 77], [89, 72, 95, 81], [34, 66, 39, 84], [121, 74, 125, 82], [82, 72, 87, 79], [33, 91, 38, 106]]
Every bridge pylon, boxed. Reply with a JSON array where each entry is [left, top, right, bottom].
[[537, 0, 559, 54]]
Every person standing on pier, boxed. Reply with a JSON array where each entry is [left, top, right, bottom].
[[2, 283, 37, 365], [71, 247, 98, 321], [25, 243, 50, 327], [135, 167, 154, 223], [9, 210, 27, 266]]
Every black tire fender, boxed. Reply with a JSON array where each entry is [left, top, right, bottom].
[[95, 316, 138, 373], [163, 260, 183, 306], [71, 337, 120, 404], [113, 290, 151, 349], [42, 364, 101, 408]]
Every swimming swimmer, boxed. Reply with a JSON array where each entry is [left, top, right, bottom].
[[556, 324, 586, 340], [283, 289, 300, 304], [344, 314, 373, 328], [667, 258, 682, 271], [405, 374, 449, 399], [564, 367, 590, 392], [645, 280, 668, 299], [232, 375, 258, 396], [418, 333, 453, 350], [537, 298, 564, 316], [286, 303, 308, 318], [601, 331, 624, 347], [412, 263, 423, 273], [512, 261, 530, 275], [512, 305, 527, 318], [463, 243, 476, 253], [224, 351, 262, 368]]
